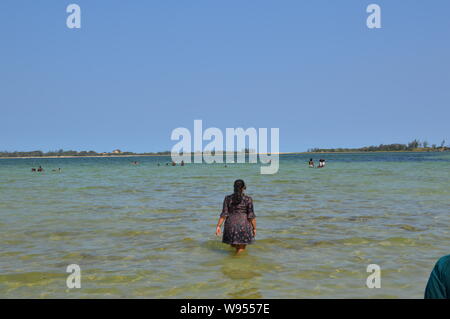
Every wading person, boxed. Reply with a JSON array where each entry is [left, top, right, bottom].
[[215, 179, 256, 255]]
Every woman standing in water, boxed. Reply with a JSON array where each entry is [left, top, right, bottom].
[[215, 179, 256, 255]]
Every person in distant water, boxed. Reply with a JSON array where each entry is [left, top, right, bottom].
[[171, 161, 176, 166], [425, 255, 450, 299], [215, 179, 256, 255], [318, 159, 325, 168], [181, 160, 185, 166], [31, 168, 36, 172], [308, 158, 314, 168], [37, 166, 43, 172]]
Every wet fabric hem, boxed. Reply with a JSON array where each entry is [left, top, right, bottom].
[[222, 240, 255, 245]]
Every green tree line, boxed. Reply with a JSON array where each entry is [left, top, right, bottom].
[[308, 139, 448, 153]]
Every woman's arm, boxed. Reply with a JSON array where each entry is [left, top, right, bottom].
[[247, 197, 256, 236], [249, 218, 256, 237], [217, 196, 230, 236], [215, 217, 226, 236]]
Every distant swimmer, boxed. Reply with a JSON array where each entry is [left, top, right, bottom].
[[181, 160, 185, 166], [318, 159, 326, 168], [37, 166, 43, 172], [31, 168, 36, 172], [308, 158, 314, 168], [215, 179, 256, 255], [171, 161, 176, 166]]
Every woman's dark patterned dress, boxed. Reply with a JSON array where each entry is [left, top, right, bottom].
[[220, 194, 256, 245]]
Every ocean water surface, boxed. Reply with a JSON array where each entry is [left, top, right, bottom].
[[0, 152, 449, 298]]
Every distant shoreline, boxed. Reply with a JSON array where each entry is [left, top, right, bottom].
[[0, 149, 447, 160], [0, 154, 171, 160]]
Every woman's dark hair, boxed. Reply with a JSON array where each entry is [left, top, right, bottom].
[[232, 179, 246, 205]]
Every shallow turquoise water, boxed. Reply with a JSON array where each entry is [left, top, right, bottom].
[[0, 152, 449, 298]]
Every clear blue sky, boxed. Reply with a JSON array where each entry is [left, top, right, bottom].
[[1, 0, 449, 153]]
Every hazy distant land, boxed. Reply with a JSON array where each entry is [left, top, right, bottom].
[[0, 140, 448, 158]]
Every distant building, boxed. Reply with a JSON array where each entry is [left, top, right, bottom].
[[112, 149, 122, 154]]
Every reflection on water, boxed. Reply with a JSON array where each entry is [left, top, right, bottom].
[[0, 152, 449, 298]]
